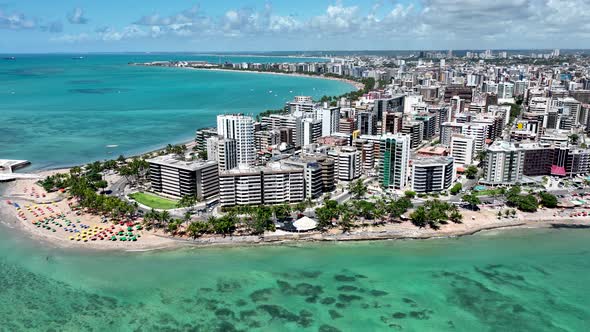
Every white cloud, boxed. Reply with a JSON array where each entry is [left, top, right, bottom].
[[67, 7, 89, 24], [48, 1, 590, 49], [0, 10, 36, 30]]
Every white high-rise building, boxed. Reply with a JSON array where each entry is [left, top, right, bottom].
[[482, 141, 525, 185], [498, 82, 515, 99], [219, 163, 304, 206], [450, 134, 476, 167], [462, 124, 487, 153], [327, 147, 362, 181], [302, 118, 322, 146], [319, 107, 340, 137], [217, 114, 255, 166]]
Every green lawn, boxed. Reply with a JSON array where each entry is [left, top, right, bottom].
[[129, 192, 178, 210], [474, 188, 504, 197]]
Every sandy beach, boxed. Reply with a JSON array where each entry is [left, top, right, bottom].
[[2, 172, 589, 251], [140, 64, 365, 91], [0, 171, 179, 252]]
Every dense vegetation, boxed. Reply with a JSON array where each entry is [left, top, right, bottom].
[[410, 199, 463, 229], [39, 156, 151, 220], [505, 186, 544, 212]]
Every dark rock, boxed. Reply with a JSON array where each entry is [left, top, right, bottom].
[[319, 324, 342, 332], [337, 285, 358, 292], [392, 312, 407, 319], [320, 297, 336, 305], [334, 274, 356, 282], [249, 288, 273, 302], [329, 310, 342, 320]]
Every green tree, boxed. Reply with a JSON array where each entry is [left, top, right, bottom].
[[569, 134, 580, 145], [246, 206, 274, 235], [211, 214, 237, 236], [410, 206, 428, 228], [95, 180, 108, 192], [295, 201, 307, 214], [450, 183, 463, 195], [178, 195, 197, 210], [183, 211, 192, 223], [449, 208, 463, 224], [404, 191, 416, 199], [187, 221, 208, 239], [464, 165, 479, 179], [462, 193, 481, 210], [518, 194, 539, 212], [348, 179, 368, 198], [272, 204, 291, 221], [159, 210, 171, 226]]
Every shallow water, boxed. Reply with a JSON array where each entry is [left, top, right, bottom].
[[0, 222, 588, 331], [0, 54, 352, 170]]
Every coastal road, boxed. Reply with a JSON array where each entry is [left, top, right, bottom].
[[108, 177, 129, 198]]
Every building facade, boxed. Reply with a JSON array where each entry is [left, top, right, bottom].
[[148, 155, 219, 200]]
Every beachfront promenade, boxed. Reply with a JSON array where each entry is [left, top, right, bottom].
[[0, 160, 37, 182]]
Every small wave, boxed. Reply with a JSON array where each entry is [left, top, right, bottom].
[[106, 145, 119, 148]]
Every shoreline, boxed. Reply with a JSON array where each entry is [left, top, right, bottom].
[[1, 179, 589, 252], [137, 63, 365, 91], [185, 67, 365, 91]]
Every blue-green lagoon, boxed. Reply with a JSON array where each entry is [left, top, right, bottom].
[[0, 54, 352, 169], [0, 220, 588, 331]]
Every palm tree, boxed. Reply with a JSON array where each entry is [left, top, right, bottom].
[[158, 210, 171, 228], [183, 211, 192, 224], [348, 179, 368, 199], [295, 201, 307, 215], [449, 209, 463, 224]]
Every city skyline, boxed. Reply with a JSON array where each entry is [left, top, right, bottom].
[[2, 0, 590, 53]]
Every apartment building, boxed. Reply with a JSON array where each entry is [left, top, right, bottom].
[[148, 155, 219, 200], [411, 157, 455, 193]]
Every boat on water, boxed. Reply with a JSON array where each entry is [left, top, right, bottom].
[[3, 57, 16, 60], [72, 56, 85, 60]]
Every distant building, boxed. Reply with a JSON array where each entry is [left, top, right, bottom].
[[357, 111, 376, 135]]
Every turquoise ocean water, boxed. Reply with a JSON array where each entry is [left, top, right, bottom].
[[0, 54, 352, 169], [0, 220, 588, 331]]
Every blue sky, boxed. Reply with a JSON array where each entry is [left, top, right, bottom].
[[1, 0, 588, 53]]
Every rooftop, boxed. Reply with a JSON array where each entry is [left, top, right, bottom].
[[412, 156, 454, 166], [147, 155, 217, 171], [220, 162, 302, 176]]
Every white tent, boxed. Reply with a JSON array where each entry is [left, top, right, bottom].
[[293, 216, 318, 232]]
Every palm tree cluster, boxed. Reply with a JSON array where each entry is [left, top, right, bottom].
[[315, 197, 414, 232], [410, 200, 463, 229], [118, 157, 150, 185], [164, 144, 187, 156], [69, 176, 136, 219]]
